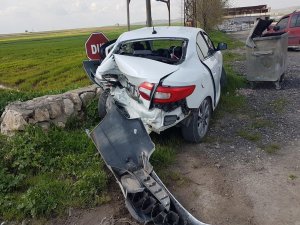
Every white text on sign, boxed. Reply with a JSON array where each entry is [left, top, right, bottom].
[[91, 44, 104, 54]]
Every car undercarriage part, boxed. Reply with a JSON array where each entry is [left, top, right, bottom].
[[87, 100, 209, 225]]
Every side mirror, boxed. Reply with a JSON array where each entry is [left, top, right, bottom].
[[216, 43, 227, 51], [273, 25, 280, 31]]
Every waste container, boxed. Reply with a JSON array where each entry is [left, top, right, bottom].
[[246, 19, 288, 89]]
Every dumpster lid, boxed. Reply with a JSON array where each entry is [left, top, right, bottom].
[[246, 19, 273, 48]]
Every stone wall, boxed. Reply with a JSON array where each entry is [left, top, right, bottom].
[[0, 85, 101, 135]]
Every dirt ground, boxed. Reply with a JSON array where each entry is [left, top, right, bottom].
[[52, 32, 300, 225]]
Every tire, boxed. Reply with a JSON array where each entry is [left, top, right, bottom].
[[220, 66, 227, 88], [98, 89, 110, 120], [181, 98, 212, 143]]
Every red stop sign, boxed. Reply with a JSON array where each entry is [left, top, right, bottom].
[[85, 32, 109, 60]]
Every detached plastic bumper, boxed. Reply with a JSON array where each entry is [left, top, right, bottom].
[[88, 103, 210, 225]]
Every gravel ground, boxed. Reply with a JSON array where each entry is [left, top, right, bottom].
[[51, 32, 300, 225], [170, 48, 300, 225]]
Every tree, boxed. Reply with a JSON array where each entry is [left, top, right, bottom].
[[196, 0, 228, 31]]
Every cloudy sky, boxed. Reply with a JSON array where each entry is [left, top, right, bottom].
[[0, 0, 299, 34]]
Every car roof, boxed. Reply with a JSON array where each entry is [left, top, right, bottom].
[[117, 26, 203, 42], [282, 10, 300, 18]]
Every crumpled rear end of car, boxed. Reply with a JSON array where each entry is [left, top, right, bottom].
[[95, 48, 192, 133]]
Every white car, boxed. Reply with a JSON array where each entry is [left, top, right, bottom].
[[87, 26, 227, 143]]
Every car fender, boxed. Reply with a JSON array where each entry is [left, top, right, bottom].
[[95, 55, 121, 80], [162, 55, 215, 109]]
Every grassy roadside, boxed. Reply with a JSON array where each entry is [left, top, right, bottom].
[[211, 30, 247, 117], [0, 28, 245, 222], [0, 101, 108, 220]]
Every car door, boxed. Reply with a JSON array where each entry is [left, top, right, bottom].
[[289, 13, 300, 47], [196, 32, 222, 105]]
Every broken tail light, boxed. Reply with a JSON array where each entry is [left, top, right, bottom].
[[139, 82, 195, 104]]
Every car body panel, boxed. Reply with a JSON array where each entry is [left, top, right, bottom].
[[112, 87, 186, 133], [96, 56, 121, 78], [162, 52, 218, 109], [114, 55, 179, 85], [117, 26, 201, 44]]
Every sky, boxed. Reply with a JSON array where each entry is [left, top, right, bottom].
[[0, 0, 299, 34]]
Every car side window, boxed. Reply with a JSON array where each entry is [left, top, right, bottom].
[[196, 33, 210, 60], [276, 17, 289, 30], [203, 33, 215, 50], [291, 14, 300, 28], [196, 42, 204, 61]]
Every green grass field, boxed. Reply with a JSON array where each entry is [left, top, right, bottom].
[[0, 26, 132, 92], [0, 25, 245, 221]]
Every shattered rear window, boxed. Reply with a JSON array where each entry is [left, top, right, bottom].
[[114, 38, 188, 65]]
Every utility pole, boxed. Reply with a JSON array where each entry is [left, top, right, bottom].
[[127, 0, 131, 31], [184, 0, 196, 27], [146, 0, 152, 27]]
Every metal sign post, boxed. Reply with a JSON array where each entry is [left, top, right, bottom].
[[157, 0, 171, 26], [127, 0, 131, 31], [146, 0, 153, 27], [126, 0, 172, 30]]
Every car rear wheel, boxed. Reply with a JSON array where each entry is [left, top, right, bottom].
[[181, 98, 212, 143], [98, 89, 110, 120]]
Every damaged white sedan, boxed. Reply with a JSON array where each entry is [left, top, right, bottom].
[[84, 26, 227, 143]]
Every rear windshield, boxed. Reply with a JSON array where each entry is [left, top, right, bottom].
[[114, 38, 188, 65]]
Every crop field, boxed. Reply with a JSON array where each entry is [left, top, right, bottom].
[[0, 26, 132, 92], [0, 26, 245, 221]]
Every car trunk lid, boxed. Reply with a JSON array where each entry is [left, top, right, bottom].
[[114, 54, 179, 85]]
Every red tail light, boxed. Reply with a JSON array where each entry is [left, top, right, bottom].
[[138, 82, 195, 104]]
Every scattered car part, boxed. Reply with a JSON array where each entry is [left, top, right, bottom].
[[87, 99, 210, 225]]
